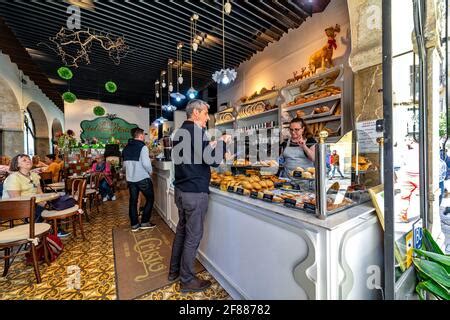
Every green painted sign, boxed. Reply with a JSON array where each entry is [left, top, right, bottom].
[[80, 117, 138, 144]]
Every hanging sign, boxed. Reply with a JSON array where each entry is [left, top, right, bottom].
[[80, 116, 137, 144], [356, 120, 383, 153]]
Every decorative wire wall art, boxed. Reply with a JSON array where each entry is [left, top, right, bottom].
[[39, 27, 131, 68]]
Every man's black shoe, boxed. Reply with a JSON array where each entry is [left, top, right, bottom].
[[180, 277, 212, 293], [168, 271, 179, 281]]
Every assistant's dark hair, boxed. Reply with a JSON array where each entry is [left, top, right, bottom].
[[9, 154, 30, 172], [46, 154, 56, 161], [131, 127, 144, 138], [289, 117, 309, 139]]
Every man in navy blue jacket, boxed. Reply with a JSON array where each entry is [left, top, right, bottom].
[[122, 127, 155, 231], [168, 99, 231, 293]]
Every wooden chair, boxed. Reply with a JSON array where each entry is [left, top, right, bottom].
[[0, 197, 51, 283], [71, 178, 90, 222], [41, 179, 87, 240], [39, 172, 53, 192], [86, 174, 102, 215]]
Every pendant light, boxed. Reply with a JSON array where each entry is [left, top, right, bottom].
[[187, 13, 199, 99], [161, 70, 166, 89], [171, 45, 186, 103], [224, 0, 232, 15], [212, 0, 237, 85], [177, 42, 184, 85], [164, 59, 178, 112], [155, 80, 160, 99], [168, 59, 174, 93], [191, 13, 199, 52]]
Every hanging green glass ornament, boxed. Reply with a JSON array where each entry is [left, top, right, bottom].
[[105, 81, 118, 93], [62, 91, 77, 103], [93, 105, 106, 116], [57, 67, 73, 80]]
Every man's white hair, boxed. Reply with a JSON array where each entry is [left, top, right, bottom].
[[185, 99, 209, 119]]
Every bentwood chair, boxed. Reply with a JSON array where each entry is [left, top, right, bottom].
[[39, 172, 54, 192], [71, 178, 90, 222], [42, 179, 87, 240], [86, 174, 102, 215], [0, 197, 51, 283]]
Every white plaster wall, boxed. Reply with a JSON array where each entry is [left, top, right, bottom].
[[218, 0, 350, 106], [0, 52, 65, 138], [64, 99, 150, 140]]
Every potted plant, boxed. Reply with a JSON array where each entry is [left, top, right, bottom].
[[413, 229, 450, 300]]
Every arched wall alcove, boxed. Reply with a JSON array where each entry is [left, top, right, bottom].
[[27, 101, 50, 157], [0, 75, 23, 157]]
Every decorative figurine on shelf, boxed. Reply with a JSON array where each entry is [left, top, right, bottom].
[[286, 71, 297, 85], [308, 24, 341, 75], [302, 66, 311, 79]]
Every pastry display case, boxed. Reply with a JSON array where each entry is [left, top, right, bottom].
[[211, 130, 373, 219]]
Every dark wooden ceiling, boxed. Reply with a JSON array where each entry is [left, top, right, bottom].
[[0, 0, 330, 111]]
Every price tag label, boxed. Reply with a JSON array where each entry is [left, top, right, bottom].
[[236, 188, 244, 195], [263, 194, 274, 202], [293, 171, 303, 178], [227, 186, 235, 193], [274, 182, 284, 188], [284, 198, 297, 208], [250, 191, 259, 199], [303, 202, 316, 214]]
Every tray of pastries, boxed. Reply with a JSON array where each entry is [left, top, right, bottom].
[[287, 86, 341, 107], [289, 167, 316, 180], [216, 112, 234, 124], [351, 156, 373, 172]]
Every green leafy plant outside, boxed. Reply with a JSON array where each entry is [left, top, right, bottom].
[[413, 229, 449, 300]]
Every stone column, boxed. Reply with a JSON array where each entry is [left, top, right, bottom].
[[1, 129, 24, 157], [347, 0, 383, 187], [421, 0, 443, 237]]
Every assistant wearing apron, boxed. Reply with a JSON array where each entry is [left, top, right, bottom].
[[282, 138, 315, 178]]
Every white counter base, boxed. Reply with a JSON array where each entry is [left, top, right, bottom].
[[152, 162, 383, 300]]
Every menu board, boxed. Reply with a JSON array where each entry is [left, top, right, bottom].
[[356, 120, 383, 153]]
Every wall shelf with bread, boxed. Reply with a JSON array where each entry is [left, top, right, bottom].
[[280, 64, 344, 140], [214, 107, 236, 127]]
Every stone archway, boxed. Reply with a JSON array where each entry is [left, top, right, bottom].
[[51, 118, 63, 153], [0, 76, 23, 157], [27, 102, 50, 157]]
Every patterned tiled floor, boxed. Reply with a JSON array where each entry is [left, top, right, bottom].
[[0, 191, 230, 300]]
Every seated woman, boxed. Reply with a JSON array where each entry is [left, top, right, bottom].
[[32, 155, 47, 170], [43, 154, 61, 183], [88, 154, 116, 202], [2, 154, 70, 238]]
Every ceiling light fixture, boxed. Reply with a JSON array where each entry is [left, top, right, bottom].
[[164, 58, 178, 111], [187, 13, 200, 100], [168, 59, 174, 93], [155, 80, 160, 99], [177, 42, 184, 85], [191, 14, 200, 52], [161, 70, 166, 88], [212, 0, 237, 85], [224, 0, 232, 15]]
